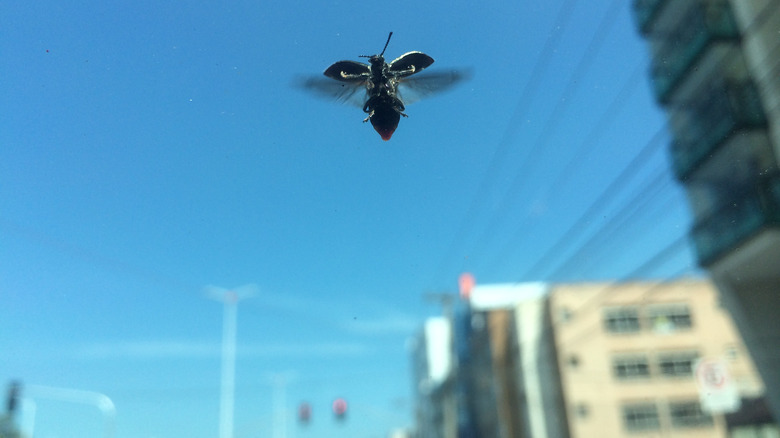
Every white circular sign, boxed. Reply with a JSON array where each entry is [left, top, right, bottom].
[[694, 358, 740, 414]]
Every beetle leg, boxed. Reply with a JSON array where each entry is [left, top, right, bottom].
[[392, 98, 407, 117]]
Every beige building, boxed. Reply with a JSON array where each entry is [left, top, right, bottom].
[[551, 279, 765, 438]]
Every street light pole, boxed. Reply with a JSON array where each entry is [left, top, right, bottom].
[[206, 284, 255, 438]]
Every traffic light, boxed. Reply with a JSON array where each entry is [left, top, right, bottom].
[[6, 381, 21, 416], [298, 402, 311, 425], [332, 398, 347, 421]]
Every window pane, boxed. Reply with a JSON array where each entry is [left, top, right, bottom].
[[613, 355, 651, 380], [669, 401, 714, 428], [647, 305, 693, 332], [658, 352, 698, 377], [604, 307, 641, 333], [622, 403, 660, 431]]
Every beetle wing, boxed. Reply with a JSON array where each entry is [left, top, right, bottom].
[[388, 52, 434, 77], [299, 76, 367, 107], [323, 61, 371, 82], [396, 69, 471, 105]]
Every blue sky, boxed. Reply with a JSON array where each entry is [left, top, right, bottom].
[[1, 0, 699, 437]]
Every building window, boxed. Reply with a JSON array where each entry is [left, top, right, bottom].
[[575, 403, 589, 419], [622, 403, 660, 431], [604, 307, 640, 333], [725, 345, 739, 361], [669, 401, 713, 428], [558, 306, 572, 323], [646, 305, 692, 333], [658, 352, 698, 378], [613, 355, 651, 380]]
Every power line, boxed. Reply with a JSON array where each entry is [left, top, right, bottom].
[[506, 0, 780, 285], [523, 0, 780, 348], [521, 126, 668, 279], [466, 0, 629, 265], [555, 235, 694, 348], [480, 62, 648, 276], [543, 0, 780, 288], [426, 0, 581, 289], [557, 271, 696, 349], [544, 168, 675, 281]]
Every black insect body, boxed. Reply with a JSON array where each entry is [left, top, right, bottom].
[[302, 32, 466, 140]]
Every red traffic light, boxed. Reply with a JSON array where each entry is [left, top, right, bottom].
[[332, 398, 347, 419], [298, 402, 312, 424]]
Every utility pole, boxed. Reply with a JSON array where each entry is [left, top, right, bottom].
[[425, 272, 475, 323], [206, 284, 255, 438]]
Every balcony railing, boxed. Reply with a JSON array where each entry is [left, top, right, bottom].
[[671, 81, 767, 181], [633, 0, 669, 35], [650, 0, 739, 104], [692, 172, 780, 266]]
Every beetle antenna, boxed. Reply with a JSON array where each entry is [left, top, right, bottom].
[[359, 32, 393, 58], [380, 32, 393, 56]]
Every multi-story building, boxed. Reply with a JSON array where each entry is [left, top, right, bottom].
[[412, 278, 771, 437], [411, 283, 569, 438], [632, 0, 780, 420], [410, 317, 454, 438], [551, 279, 765, 438], [464, 282, 568, 438]]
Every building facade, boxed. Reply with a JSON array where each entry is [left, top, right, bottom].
[[410, 317, 454, 438], [551, 279, 764, 438], [467, 283, 569, 438], [632, 0, 780, 421], [412, 279, 771, 437]]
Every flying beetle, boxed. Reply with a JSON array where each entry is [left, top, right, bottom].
[[302, 32, 468, 140]]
